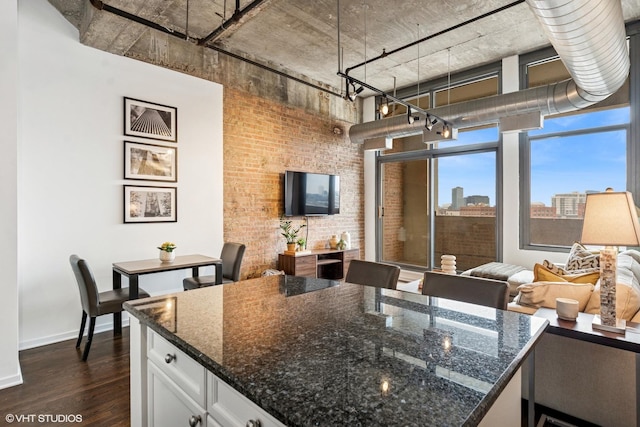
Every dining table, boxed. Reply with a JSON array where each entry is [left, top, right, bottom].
[[112, 254, 222, 333]]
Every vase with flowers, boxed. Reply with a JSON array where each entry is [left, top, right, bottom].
[[280, 217, 306, 252], [158, 241, 177, 262]]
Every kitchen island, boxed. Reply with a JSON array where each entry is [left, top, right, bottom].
[[125, 275, 547, 426]]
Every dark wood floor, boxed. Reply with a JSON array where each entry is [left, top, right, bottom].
[[0, 329, 130, 426]]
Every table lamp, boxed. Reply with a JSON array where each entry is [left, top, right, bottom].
[[580, 189, 640, 334]]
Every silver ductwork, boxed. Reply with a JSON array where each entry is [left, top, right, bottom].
[[349, 0, 630, 144]]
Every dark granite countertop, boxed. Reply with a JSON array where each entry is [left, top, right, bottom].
[[124, 275, 547, 427]]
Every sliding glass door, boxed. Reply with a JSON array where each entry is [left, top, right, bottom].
[[377, 129, 499, 272]]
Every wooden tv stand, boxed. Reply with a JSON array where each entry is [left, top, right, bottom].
[[278, 248, 360, 280]]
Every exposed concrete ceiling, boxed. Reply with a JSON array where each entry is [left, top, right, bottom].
[[49, 0, 640, 98]]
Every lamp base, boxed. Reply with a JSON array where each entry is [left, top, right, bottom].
[[592, 314, 626, 335]]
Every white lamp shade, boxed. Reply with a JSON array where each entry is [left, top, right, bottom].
[[580, 191, 640, 246]]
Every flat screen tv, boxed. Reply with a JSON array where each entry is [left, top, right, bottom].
[[284, 171, 340, 216]]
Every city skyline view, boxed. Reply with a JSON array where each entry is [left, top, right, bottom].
[[437, 106, 629, 207]]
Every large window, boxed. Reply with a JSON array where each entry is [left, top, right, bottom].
[[377, 70, 501, 272], [521, 54, 631, 249], [378, 126, 499, 272]]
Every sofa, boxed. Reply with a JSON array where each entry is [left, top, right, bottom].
[[507, 245, 640, 323], [508, 244, 640, 426]]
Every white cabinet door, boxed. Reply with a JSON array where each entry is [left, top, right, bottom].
[[148, 330, 206, 406], [148, 361, 207, 427], [207, 372, 285, 427]]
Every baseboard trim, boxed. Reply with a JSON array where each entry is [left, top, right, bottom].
[[19, 317, 130, 350], [0, 371, 23, 391]]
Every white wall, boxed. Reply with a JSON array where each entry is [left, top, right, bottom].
[[14, 0, 223, 352], [0, 0, 22, 390]]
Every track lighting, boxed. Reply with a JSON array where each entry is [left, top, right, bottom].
[[379, 97, 389, 116], [347, 80, 363, 101], [407, 107, 415, 124], [425, 114, 434, 131], [442, 124, 451, 139]]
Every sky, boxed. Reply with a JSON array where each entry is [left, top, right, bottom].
[[436, 106, 629, 206]]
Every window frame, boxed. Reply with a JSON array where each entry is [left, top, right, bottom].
[[519, 38, 637, 251]]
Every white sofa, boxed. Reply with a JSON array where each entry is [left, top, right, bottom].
[[508, 249, 640, 323]]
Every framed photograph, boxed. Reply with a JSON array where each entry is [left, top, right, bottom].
[[124, 185, 177, 223], [124, 141, 177, 182], [124, 97, 177, 142]]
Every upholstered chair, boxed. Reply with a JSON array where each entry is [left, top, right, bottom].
[[70, 254, 150, 361], [422, 271, 509, 310], [345, 259, 401, 290], [183, 242, 246, 290]]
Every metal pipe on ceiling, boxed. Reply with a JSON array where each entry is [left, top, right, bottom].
[[349, 0, 630, 145], [88, 0, 343, 98]]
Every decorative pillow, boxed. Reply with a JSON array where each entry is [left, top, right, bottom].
[[542, 259, 599, 276], [533, 263, 600, 284], [514, 281, 594, 310], [566, 242, 600, 270], [584, 284, 640, 320]]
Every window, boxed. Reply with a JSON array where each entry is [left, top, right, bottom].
[[378, 127, 499, 272], [521, 54, 631, 249], [377, 69, 502, 272]]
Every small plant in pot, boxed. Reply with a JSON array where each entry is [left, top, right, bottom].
[[280, 217, 305, 252]]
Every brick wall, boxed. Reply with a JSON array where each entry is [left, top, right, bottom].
[[223, 88, 364, 278]]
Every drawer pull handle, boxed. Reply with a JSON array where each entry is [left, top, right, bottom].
[[246, 420, 262, 427], [188, 415, 201, 426], [165, 353, 176, 364]]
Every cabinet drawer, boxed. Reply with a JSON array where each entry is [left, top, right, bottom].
[[148, 330, 206, 406], [294, 255, 316, 277], [207, 372, 285, 427], [148, 361, 206, 427]]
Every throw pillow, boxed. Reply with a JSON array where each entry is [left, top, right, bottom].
[[566, 242, 600, 270], [514, 281, 594, 310], [584, 284, 640, 320], [533, 263, 600, 284], [542, 259, 599, 276]]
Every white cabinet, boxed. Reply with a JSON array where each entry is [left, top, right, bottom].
[[148, 330, 206, 406], [140, 328, 285, 427], [148, 361, 206, 427], [207, 372, 285, 427]]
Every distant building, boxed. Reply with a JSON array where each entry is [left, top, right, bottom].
[[451, 187, 464, 210], [465, 195, 490, 206], [552, 192, 587, 217], [459, 205, 496, 216], [531, 203, 556, 218]]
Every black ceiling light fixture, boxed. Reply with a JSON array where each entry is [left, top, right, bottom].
[[441, 124, 451, 138], [346, 78, 364, 101], [379, 97, 389, 116], [425, 114, 434, 131]]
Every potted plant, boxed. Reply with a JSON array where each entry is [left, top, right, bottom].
[[280, 217, 305, 252], [297, 238, 307, 251], [157, 241, 177, 262]]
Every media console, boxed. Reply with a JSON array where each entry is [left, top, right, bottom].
[[278, 248, 359, 280]]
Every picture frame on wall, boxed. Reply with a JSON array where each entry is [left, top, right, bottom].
[[124, 185, 177, 223], [124, 141, 177, 182], [124, 97, 177, 142]]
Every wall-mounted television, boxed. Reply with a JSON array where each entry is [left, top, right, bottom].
[[284, 171, 340, 216]]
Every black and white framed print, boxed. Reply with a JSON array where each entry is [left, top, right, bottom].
[[124, 185, 177, 223], [124, 141, 177, 182], [124, 97, 177, 142]]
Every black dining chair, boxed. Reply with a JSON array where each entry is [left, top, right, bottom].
[[183, 242, 246, 290], [421, 271, 509, 310], [70, 254, 150, 361], [345, 259, 401, 290]]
